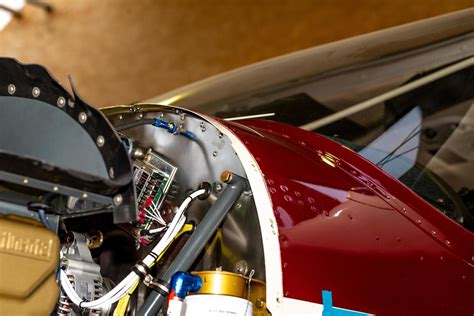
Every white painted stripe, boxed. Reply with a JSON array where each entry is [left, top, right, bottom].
[[204, 115, 284, 316], [282, 297, 324, 315]]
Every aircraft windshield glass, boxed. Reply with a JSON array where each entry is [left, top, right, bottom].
[[206, 65, 474, 232]]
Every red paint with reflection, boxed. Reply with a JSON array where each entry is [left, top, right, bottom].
[[222, 119, 473, 316]]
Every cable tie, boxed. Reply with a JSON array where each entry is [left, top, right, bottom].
[[132, 261, 150, 280]]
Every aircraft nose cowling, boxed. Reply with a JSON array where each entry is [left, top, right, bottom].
[[220, 118, 474, 316]]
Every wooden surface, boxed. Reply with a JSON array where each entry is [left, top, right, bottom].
[[0, 1, 471, 107]]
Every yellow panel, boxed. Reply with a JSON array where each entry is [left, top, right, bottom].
[[0, 215, 60, 315]]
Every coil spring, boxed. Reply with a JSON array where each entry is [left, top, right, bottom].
[[57, 275, 75, 315]]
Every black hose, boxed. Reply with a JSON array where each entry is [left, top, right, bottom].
[[138, 175, 248, 315], [115, 119, 155, 132]]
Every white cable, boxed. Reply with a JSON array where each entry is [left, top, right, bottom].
[[149, 226, 166, 234], [144, 208, 166, 225], [60, 188, 206, 308], [60, 271, 138, 308]]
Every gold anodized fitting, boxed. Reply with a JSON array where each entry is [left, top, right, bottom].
[[190, 270, 267, 315], [220, 170, 233, 183]]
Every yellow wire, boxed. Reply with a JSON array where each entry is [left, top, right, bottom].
[[113, 224, 194, 316]]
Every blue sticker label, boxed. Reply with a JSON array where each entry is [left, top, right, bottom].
[[322, 290, 371, 316]]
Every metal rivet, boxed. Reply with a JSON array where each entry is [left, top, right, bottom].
[[96, 135, 105, 147], [7, 84, 15, 95], [57, 97, 66, 107], [79, 112, 87, 124], [32, 87, 40, 97], [218, 132, 223, 138], [215, 183, 223, 192], [53, 186, 59, 192], [118, 115, 123, 120], [139, 113, 143, 118], [235, 260, 248, 275], [82, 193, 88, 199], [23, 178, 28, 184], [113, 194, 123, 206], [159, 113, 164, 118], [212, 151, 218, 157]]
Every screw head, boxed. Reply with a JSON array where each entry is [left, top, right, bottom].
[[96, 136, 105, 147], [235, 260, 248, 275], [113, 194, 123, 206], [7, 84, 15, 95], [79, 112, 87, 124], [57, 97, 66, 108], [220, 170, 233, 183], [32, 87, 40, 97]]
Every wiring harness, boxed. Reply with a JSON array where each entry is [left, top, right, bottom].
[[59, 188, 207, 310]]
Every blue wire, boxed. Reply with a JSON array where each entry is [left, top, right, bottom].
[[38, 209, 53, 231], [152, 118, 197, 141]]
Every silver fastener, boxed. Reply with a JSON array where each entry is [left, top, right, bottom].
[[23, 178, 28, 184], [57, 97, 66, 107], [79, 112, 87, 124], [7, 84, 15, 95], [32, 87, 40, 97], [53, 186, 59, 192], [113, 194, 123, 206], [109, 167, 115, 178], [82, 193, 88, 199], [96, 135, 105, 147]]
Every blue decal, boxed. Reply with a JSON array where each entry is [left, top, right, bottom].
[[322, 291, 371, 316]]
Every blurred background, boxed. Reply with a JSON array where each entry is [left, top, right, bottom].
[[0, 0, 471, 107]]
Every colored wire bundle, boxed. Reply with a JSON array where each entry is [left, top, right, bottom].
[[60, 188, 206, 310]]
